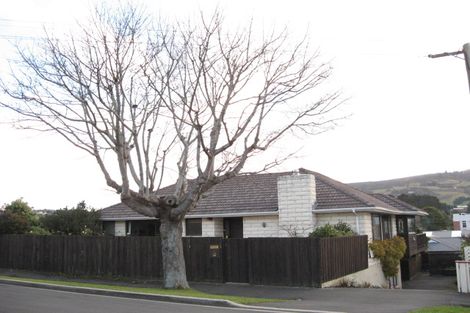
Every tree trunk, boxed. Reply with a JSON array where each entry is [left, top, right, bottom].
[[160, 218, 189, 289]]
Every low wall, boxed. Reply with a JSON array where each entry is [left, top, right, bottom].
[[321, 258, 402, 289]]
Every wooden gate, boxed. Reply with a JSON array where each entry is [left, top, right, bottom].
[[223, 239, 249, 283]]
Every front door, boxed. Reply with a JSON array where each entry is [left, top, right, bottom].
[[223, 217, 243, 238]]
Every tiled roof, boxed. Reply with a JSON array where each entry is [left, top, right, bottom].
[[99, 168, 423, 220], [100, 203, 156, 221], [301, 169, 395, 210], [370, 194, 423, 213]]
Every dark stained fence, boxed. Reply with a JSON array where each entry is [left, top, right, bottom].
[[223, 239, 249, 283], [246, 238, 320, 286], [319, 236, 369, 283], [0, 235, 164, 279], [0, 235, 368, 286], [184, 237, 224, 282]]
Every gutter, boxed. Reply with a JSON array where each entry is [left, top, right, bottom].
[[100, 217, 157, 221], [313, 206, 428, 216], [186, 211, 278, 218], [100, 211, 278, 221]]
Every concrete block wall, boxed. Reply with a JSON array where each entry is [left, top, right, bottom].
[[278, 173, 316, 237], [202, 218, 223, 237], [243, 215, 279, 237]]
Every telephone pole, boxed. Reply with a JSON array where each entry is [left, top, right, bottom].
[[428, 43, 470, 93]]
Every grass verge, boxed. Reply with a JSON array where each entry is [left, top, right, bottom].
[[409, 306, 470, 313], [0, 275, 278, 305]]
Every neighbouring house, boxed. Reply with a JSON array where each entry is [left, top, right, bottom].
[[424, 230, 462, 276], [453, 213, 470, 234], [99, 168, 427, 286]]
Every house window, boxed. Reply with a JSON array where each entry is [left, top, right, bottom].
[[397, 217, 405, 236], [407, 217, 416, 233], [186, 218, 202, 236], [130, 220, 160, 236], [102, 221, 115, 236], [372, 215, 382, 240], [372, 214, 393, 240], [382, 216, 392, 239], [463, 221, 467, 229]]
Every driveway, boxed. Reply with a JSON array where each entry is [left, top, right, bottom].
[[403, 272, 457, 291]]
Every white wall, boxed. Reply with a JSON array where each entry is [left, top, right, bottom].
[[391, 215, 397, 236], [278, 173, 316, 237], [202, 218, 224, 237], [243, 215, 279, 237], [454, 213, 470, 230]]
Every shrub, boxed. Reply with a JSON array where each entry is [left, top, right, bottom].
[[29, 226, 51, 235], [369, 236, 406, 278], [0, 198, 38, 234], [40, 201, 102, 236], [0, 212, 30, 234], [309, 222, 355, 238]]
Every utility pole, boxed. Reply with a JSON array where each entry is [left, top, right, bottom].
[[428, 43, 470, 93]]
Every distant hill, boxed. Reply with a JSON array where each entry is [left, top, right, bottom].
[[350, 170, 470, 206]]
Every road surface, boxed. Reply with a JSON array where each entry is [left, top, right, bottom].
[[0, 283, 292, 313]]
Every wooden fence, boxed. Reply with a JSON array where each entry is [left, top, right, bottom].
[[0, 235, 368, 287]]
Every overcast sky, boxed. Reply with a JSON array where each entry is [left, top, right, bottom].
[[1, 0, 469, 210]]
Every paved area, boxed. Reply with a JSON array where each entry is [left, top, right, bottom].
[[194, 282, 470, 313], [403, 272, 457, 291], [2, 270, 470, 313]]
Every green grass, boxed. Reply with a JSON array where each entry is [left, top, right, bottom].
[[409, 306, 470, 313], [0, 275, 278, 305]]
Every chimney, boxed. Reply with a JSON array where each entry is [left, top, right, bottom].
[[277, 172, 316, 237]]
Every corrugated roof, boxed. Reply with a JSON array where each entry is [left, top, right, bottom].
[[99, 168, 423, 220]]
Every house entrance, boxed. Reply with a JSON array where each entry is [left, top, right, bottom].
[[223, 217, 243, 239]]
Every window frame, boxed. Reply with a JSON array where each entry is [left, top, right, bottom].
[[185, 218, 202, 236]]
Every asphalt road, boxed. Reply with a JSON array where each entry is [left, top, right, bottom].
[[0, 284, 291, 313]]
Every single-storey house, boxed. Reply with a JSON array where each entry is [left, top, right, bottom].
[[100, 168, 427, 287], [100, 168, 426, 241]]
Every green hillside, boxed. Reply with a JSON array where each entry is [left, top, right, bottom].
[[350, 170, 470, 206]]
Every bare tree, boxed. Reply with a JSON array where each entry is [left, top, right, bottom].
[[0, 6, 341, 288]]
